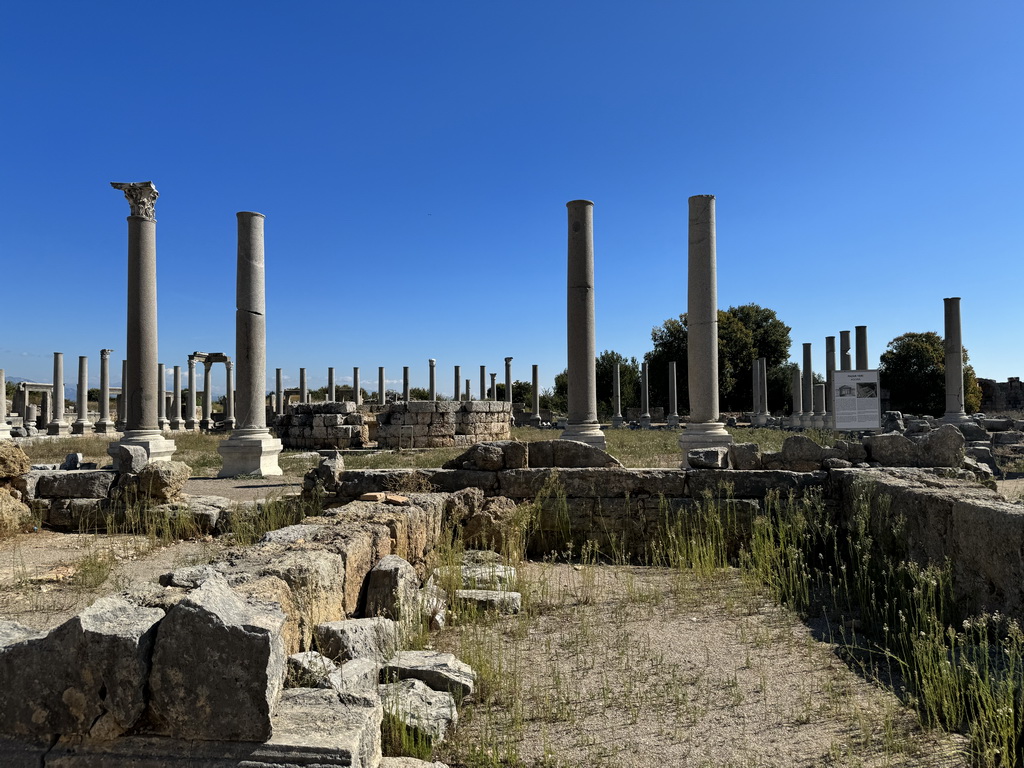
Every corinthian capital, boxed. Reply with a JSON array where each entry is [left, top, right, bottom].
[[110, 181, 159, 220]]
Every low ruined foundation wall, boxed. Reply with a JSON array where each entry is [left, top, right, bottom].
[[274, 401, 512, 450]]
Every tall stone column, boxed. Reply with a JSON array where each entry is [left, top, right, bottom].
[[825, 336, 837, 428], [464, 379, 471, 401], [667, 360, 680, 428], [813, 383, 826, 428], [299, 368, 308, 404], [855, 326, 869, 370], [201, 362, 213, 431], [678, 195, 732, 461], [751, 359, 765, 427], [752, 357, 769, 426], [108, 182, 174, 462], [186, 356, 198, 430], [640, 362, 651, 429], [0, 368, 10, 439], [760, 358, 769, 420], [275, 368, 284, 416], [801, 343, 814, 428], [353, 367, 361, 406], [612, 363, 623, 428], [170, 365, 183, 431], [453, 366, 461, 401], [561, 199, 605, 448], [428, 359, 437, 400], [479, 365, 487, 401], [327, 368, 335, 402], [117, 359, 128, 429], [840, 331, 852, 371], [942, 297, 970, 424], [531, 364, 541, 427], [504, 357, 513, 402], [40, 392, 52, 430], [157, 363, 167, 430], [48, 352, 70, 435], [219, 211, 282, 476], [72, 355, 92, 434], [378, 367, 386, 404], [223, 360, 235, 429], [403, 367, 410, 402], [490, 373, 497, 401], [95, 350, 116, 433], [790, 367, 803, 429]]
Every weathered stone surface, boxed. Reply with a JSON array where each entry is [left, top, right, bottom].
[[455, 589, 521, 614], [728, 443, 762, 470], [958, 421, 990, 441], [45, 498, 109, 530], [918, 423, 966, 467], [780, 435, 823, 464], [498, 468, 688, 500], [380, 758, 452, 768], [428, 469, 500, 495], [462, 496, 519, 551], [382, 650, 475, 700], [314, 618, 400, 664], [148, 575, 286, 741], [835, 440, 868, 463], [287, 650, 339, 687], [0, 441, 30, 478], [42, 687, 383, 768], [527, 439, 622, 468], [0, 596, 163, 741], [262, 549, 347, 647], [0, 488, 30, 535], [687, 447, 730, 469], [159, 564, 224, 589], [34, 470, 116, 500], [365, 555, 420, 622], [260, 523, 324, 545], [864, 433, 923, 466], [114, 444, 149, 473], [326, 657, 380, 695], [134, 461, 191, 502], [380, 678, 458, 744], [688, 469, 826, 499], [436, 562, 517, 589], [992, 430, 1024, 446], [446, 443, 504, 471]]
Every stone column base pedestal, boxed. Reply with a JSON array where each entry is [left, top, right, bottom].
[[72, 421, 93, 435], [217, 429, 283, 477], [611, 416, 624, 429], [679, 423, 733, 467], [666, 415, 680, 428], [529, 415, 542, 428], [940, 413, 972, 425], [222, 418, 236, 431], [200, 419, 212, 432], [560, 423, 607, 450], [0, 423, 11, 440], [798, 414, 813, 429], [169, 418, 184, 432], [751, 414, 768, 427], [47, 422, 70, 436], [94, 420, 117, 434], [640, 416, 651, 430], [812, 414, 826, 429], [108, 430, 177, 469], [185, 419, 197, 431]]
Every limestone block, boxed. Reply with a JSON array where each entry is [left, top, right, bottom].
[[780, 435, 824, 464], [0, 596, 163, 741], [115, 444, 149, 473], [46, 498, 108, 530], [435, 401, 459, 413], [313, 414, 326, 427], [528, 439, 622, 468], [0, 442, 30, 479], [455, 589, 521, 614], [729, 443, 762, 470], [34, 470, 116, 500], [835, 439, 868, 462], [380, 678, 458, 744], [687, 447, 730, 469], [958, 421, 989, 441], [260, 523, 325, 546], [314, 618, 400, 664], [382, 650, 475, 700], [864, 433, 923, 467], [435, 562, 517, 589], [347, 413, 365, 426], [134, 461, 190, 502], [498, 468, 687, 500], [416, 412, 432, 425], [262, 550, 347, 647], [232, 575, 302, 656], [148, 575, 286, 741], [407, 401, 436, 413], [429, 469, 500, 495], [688, 469, 826, 499], [323, 413, 344, 427], [293, 413, 313, 427], [0, 489, 30, 535], [918, 424, 966, 467], [992, 430, 1024, 446], [365, 555, 420, 622], [287, 651, 339, 688], [320, 657, 378, 697], [983, 418, 1014, 432]]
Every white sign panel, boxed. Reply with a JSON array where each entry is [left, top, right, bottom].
[[833, 370, 881, 430]]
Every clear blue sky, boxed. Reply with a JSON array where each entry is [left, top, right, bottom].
[[3, 2, 1021, 399]]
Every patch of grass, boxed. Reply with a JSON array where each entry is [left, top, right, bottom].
[[171, 431, 227, 475], [219, 492, 320, 547], [18, 435, 112, 466]]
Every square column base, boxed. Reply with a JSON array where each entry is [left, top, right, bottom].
[[72, 421, 93, 435], [559, 423, 606, 450], [678, 423, 733, 467], [217, 430, 283, 477], [611, 416, 624, 429], [94, 420, 117, 434], [47, 422, 70, 436], [666, 415, 680, 428]]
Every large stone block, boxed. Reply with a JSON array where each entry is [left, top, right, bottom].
[[365, 555, 420, 622], [262, 550, 347, 649], [688, 469, 826, 499], [382, 650, 475, 700], [314, 617, 400, 664], [864, 434, 923, 466], [34, 470, 116, 500], [0, 442, 31, 478], [0, 596, 163, 741], [380, 678, 457, 744], [148, 575, 286, 741]]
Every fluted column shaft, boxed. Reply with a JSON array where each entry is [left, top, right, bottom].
[[612, 363, 623, 428], [791, 367, 803, 427], [157, 363, 167, 428], [378, 367, 385, 404], [224, 361, 234, 427]]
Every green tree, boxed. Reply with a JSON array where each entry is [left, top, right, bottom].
[[724, 304, 793, 411], [495, 380, 533, 404], [541, 370, 568, 413], [595, 351, 640, 419], [879, 331, 982, 416]]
